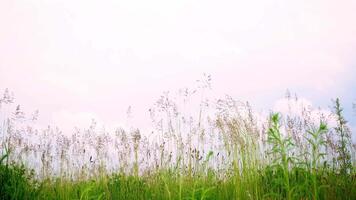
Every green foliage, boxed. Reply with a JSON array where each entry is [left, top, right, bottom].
[[304, 122, 328, 200], [334, 98, 352, 175], [1, 148, 355, 200], [0, 94, 355, 199], [266, 113, 295, 200], [0, 163, 37, 200], [332, 98, 354, 199]]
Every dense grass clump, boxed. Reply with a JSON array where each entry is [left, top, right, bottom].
[[0, 85, 355, 199], [0, 150, 37, 199], [1, 157, 355, 199]]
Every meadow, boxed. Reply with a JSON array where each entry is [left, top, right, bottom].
[[0, 83, 355, 200]]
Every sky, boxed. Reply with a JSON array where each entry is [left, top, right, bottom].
[[0, 0, 355, 133]]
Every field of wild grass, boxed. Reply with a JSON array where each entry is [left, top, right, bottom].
[[0, 83, 355, 199]]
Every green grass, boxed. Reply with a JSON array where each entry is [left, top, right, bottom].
[[1, 113, 355, 200], [1, 161, 355, 199], [0, 87, 355, 199]]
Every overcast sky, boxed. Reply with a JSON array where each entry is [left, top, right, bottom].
[[0, 0, 355, 132]]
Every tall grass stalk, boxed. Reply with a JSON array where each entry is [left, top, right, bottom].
[[267, 113, 294, 200], [305, 122, 328, 200]]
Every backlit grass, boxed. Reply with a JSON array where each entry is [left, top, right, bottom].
[[0, 87, 355, 199]]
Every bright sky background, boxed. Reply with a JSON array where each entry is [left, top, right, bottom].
[[0, 0, 355, 133]]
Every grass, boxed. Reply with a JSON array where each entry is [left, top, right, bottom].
[[0, 86, 355, 199], [1, 156, 354, 199]]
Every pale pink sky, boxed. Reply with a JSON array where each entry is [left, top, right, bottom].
[[0, 0, 355, 132]]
